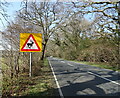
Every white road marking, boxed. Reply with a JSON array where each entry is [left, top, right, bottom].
[[61, 61, 65, 63], [69, 61, 120, 73], [88, 71, 120, 86], [68, 63, 73, 66], [48, 59, 64, 98]]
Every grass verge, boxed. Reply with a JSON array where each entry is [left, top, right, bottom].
[[19, 59, 55, 97], [2, 58, 56, 97]]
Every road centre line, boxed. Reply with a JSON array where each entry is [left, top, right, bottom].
[[61, 61, 65, 63], [88, 71, 120, 86], [48, 59, 64, 98], [67, 63, 73, 66]]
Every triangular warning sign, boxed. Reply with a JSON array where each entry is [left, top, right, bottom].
[[21, 34, 41, 51]]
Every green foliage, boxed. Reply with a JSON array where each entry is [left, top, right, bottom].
[[43, 59, 49, 66], [47, 16, 119, 71], [2, 73, 34, 96]]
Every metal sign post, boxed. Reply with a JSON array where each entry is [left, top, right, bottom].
[[20, 33, 42, 77], [29, 52, 32, 77]]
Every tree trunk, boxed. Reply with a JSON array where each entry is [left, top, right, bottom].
[[41, 41, 47, 60]]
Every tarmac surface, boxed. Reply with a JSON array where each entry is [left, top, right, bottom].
[[48, 57, 120, 97]]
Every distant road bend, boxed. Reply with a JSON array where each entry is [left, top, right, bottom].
[[48, 57, 120, 97]]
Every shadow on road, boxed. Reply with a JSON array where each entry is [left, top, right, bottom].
[[60, 77, 119, 96], [13, 72, 119, 98], [15, 77, 119, 98], [53, 67, 120, 97]]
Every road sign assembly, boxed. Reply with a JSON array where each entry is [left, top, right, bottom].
[[20, 33, 42, 52]]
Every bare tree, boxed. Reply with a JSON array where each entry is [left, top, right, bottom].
[[18, 2, 65, 60], [71, 1, 119, 67], [2, 17, 33, 78], [72, 2, 118, 35], [0, 1, 9, 28], [47, 2, 119, 69]]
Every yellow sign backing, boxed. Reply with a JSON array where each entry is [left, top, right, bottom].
[[20, 33, 42, 52]]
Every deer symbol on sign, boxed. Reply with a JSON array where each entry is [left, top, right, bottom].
[[27, 40, 34, 48]]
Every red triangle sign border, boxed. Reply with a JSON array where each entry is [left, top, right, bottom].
[[21, 34, 41, 51]]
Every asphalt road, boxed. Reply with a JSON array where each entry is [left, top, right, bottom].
[[48, 57, 120, 97]]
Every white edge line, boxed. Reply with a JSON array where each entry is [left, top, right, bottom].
[[67, 63, 73, 66], [48, 58, 64, 98], [88, 71, 120, 86], [115, 71, 119, 73]]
